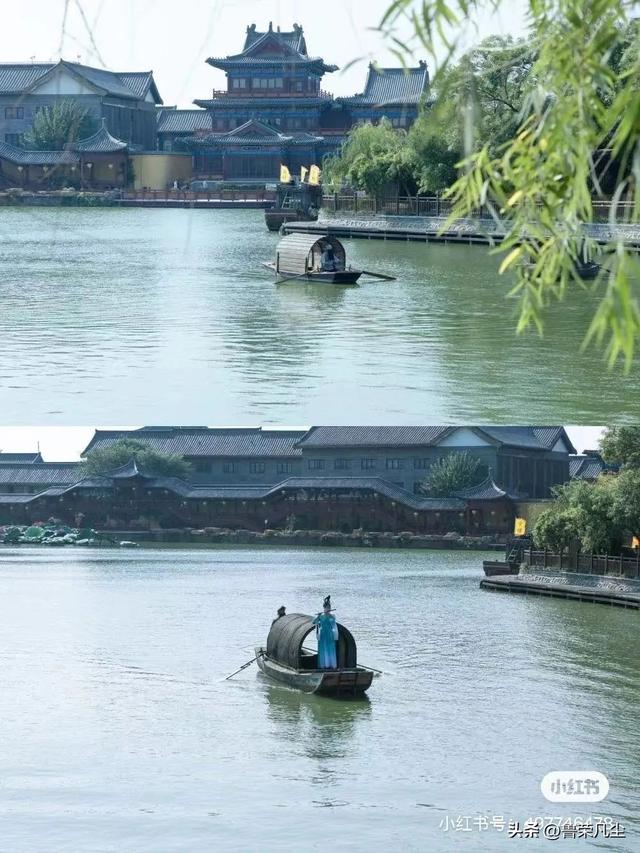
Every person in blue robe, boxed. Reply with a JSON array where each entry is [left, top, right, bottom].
[[313, 595, 339, 669]]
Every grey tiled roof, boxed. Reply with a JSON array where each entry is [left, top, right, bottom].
[[208, 25, 336, 73], [569, 454, 615, 480], [74, 121, 127, 152], [0, 64, 52, 92], [454, 476, 507, 501], [271, 477, 466, 510], [298, 426, 574, 453], [0, 61, 161, 103], [339, 64, 429, 106], [244, 24, 307, 54], [189, 119, 324, 147], [118, 71, 161, 102], [298, 427, 451, 448], [83, 428, 307, 458], [0, 463, 81, 486], [0, 452, 42, 463], [482, 427, 575, 453], [0, 142, 79, 165], [157, 109, 212, 133]]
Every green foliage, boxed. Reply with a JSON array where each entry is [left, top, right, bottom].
[[533, 477, 624, 552], [24, 101, 97, 150], [82, 439, 191, 480], [323, 120, 417, 196], [420, 451, 487, 496], [599, 425, 640, 468], [381, 0, 640, 369]]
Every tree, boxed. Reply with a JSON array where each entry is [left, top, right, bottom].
[[599, 425, 640, 468], [82, 439, 192, 480], [408, 36, 534, 192], [420, 451, 487, 497], [381, 1, 640, 369], [323, 120, 417, 196], [24, 101, 97, 150], [533, 477, 624, 552]]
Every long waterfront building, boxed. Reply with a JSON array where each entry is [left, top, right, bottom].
[[0, 427, 579, 534]]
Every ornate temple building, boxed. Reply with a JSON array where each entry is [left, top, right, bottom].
[[157, 23, 430, 181]]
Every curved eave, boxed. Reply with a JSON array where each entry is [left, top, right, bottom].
[[206, 57, 337, 73], [194, 97, 332, 109]]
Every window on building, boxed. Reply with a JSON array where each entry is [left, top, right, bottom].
[[4, 133, 23, 146], [193, 459, 211, 474], [413, 458, 430, 469], [334, 459, 351, 470], [307, 459, 325, 471], [277, 462, 293, 474], [295, 81, 304, 92], [216, 118, 226, 130], [386, 458, 403, 470], [274, 78, 284, 89], [361, 458, 376, 470], [5, 106, 24, 120], [232, 78, 247, 89], [223, 462, 237, 473], [249, 462, 266, 474]]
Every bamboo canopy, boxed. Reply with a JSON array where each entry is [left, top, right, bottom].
[[266, 613, 357, 669], [275, 234, 347, 275]]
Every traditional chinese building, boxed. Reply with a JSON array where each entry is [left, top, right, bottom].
[[0, 60, 162, 150], [0, 426, 577, 534], [0, 120, 130, 189], [164, 23, 429, 181]]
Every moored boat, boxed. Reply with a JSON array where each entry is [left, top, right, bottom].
[[255, 612, 376, 698]]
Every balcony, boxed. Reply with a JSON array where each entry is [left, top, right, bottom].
[[208, 88, 333, 99]]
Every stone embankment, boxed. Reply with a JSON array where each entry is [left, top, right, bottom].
[[88, 528, 505, 550], [284, 212, 640, 248]]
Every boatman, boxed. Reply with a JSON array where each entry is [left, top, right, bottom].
[[271, 605, 286, 626], [312, 595, 339, 669], [320, 245, 338, 272]]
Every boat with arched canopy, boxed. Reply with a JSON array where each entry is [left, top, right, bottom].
[[262, 233, 363, 284], [255, 612, 376, 697]]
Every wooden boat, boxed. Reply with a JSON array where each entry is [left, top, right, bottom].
[[262, 234, 363, 284], [483, 560, 519, 577], [255, 612, 376, 698]]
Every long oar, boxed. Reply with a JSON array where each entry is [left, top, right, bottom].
[[224, 654, 259, 680], [359, 268, 397, 281]]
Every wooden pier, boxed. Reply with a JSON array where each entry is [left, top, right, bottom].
[[480, 574, 640, 609]]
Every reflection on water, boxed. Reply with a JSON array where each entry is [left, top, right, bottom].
[[261, 678, 371, 764], [0, 546, 638, 851], [0, 207, 637, 423]]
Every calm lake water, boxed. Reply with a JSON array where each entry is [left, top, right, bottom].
[[0, 206, 637, 424], [0, 546, 638, 852]]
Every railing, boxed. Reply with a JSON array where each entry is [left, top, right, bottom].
[[322, 194, 481, 218], [322, 194, 639, 223], [209, 88, 332, 99], [525, 548, 640, 579], [122, 189, 277, 203]]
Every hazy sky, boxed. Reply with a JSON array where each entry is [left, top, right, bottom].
[[0, 426, 606, 461], [5, 0, 529, 107]]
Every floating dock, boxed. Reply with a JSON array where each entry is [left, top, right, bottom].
[[481, 572, 640, 609]]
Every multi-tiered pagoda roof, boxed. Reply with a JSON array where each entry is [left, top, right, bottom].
[[206, 22, 338, 75]]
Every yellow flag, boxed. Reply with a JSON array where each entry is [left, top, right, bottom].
[[308, 164, 321, 185], [280, 165, 291, 183], [300, 166, 308, 183], [514, 517, 527, 536]]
